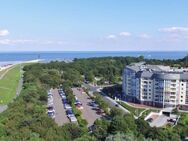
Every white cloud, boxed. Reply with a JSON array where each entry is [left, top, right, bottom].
[[0, 39, 67, 45], [0, 39, 36, 45], [106, 34, 116, 39], [0, 29, 9, 36], [119, 32, 131, 37], [40, 40, 66, 45], [159, 26, 188, 34], [138, 33, 151, 39]]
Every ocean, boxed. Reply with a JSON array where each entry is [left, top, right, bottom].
[[0, 51, 187, 64]]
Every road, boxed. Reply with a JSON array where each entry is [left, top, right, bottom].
[[82, 83, 100, 92], [52, 89, 69, 126], [72, 88, 101, 127], [82, 83, 130, 114], [0, 65, 15, 80]]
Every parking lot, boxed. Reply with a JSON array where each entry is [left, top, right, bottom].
[[52, 89, 69, 126], [72, 88, 101, 127]]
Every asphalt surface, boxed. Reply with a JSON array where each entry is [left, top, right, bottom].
[[52, 89, 69, 126], [150, 115, 168, 127], [72, 88, 101, 127], [82, 83, 130, 114], [0, 105, 8, 113], [82, 83, 100, 92]]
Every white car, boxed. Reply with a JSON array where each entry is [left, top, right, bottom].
[[69, 116, 77, 123], [64, 104, 72, 109], [61, 95, 66, 99], [48, 98, 53, 103], [48, 102, 53, 107], [48, 95, 53, 99]]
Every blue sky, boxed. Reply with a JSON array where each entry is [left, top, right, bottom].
[[0, 0, 188, 51]]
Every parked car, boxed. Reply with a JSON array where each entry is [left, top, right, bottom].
[[48, 95, 53, 99], [64, 104, 72, 109], [115, 104, 119, 107], [47, 106, 55, 112], [96, 109, 104, 115], [48, 111, 55, 119], [66, 109, 75, 118], [62, 99, 67, 104], [146, 118, 153, 123], [76, 104, 83, 110], [75, 100, 82, 105], [69, 116, 77, 123], [48, 98, 53, 103], [167, 118, 176, 122], [89, 101, 98, 109], [61, 95, 66, 99]]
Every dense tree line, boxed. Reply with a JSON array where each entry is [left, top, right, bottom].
[[0, 56, 188, 140]]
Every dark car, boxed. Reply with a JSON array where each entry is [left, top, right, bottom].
[[146, 118, 153, 122], [66, 109, 74, 118]]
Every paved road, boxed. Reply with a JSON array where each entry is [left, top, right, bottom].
[[82, 83, 130, 114], [150, 115, 168, 127], [0, 105, 8, 113], [101, 93, 130, 114], [52, 89, 69, 126], [0, 65, 15, 80], [72, 88, 101, 127], [82, 83, 100, 92]]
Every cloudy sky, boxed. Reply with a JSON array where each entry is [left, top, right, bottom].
[[0, 0, 188, 51]]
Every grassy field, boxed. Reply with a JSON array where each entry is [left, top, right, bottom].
[[118, 101, 160, 117], [0, 65, 21, 104], [118, 101, 145, 117]]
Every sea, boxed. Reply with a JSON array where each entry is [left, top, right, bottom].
[[0, 51, 188, 65]]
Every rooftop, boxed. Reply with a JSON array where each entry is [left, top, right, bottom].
[[127, 62, 188, 73]]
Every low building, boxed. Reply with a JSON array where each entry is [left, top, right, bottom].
[[122, 62, 188, 109]]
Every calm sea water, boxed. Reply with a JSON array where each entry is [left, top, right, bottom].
[[0, 51, 187, 64]]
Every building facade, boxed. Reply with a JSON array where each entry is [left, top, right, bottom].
[[122, 62, 188, 109]]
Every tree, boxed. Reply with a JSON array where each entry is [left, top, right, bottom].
[[93, 119, 110, 140], [74, 135, 97, 141], [110, 107, 124, 118]]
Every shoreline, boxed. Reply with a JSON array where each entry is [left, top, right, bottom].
[[0, 59, 43, 66]]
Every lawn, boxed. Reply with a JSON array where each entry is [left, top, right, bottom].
[[0, 65, 21, 104], [118, 101, 160, 117], [118, 101, 145, 117]]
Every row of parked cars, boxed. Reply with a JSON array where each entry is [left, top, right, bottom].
[[89, 100, 105, 115], [47, 89, 55, 119], [58, 88, 77, 123]]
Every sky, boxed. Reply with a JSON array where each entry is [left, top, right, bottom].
[[0, 0, 188, 51]]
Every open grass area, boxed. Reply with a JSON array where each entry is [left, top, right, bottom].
[[118, 101, 160, 117], [177, 112, 188, 125], [118, 101, 145, 117], [0, 65, 21, 104]]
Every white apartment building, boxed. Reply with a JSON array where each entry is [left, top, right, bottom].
[[122, 62, 188, 109]]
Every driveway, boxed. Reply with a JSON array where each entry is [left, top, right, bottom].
[[72, 88, 101, 127], [52, 89, 69, 126]]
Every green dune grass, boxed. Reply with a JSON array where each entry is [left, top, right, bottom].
[[0, 65, 21, 104]]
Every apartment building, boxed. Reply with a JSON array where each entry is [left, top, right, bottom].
[[122, 62, 188, 109]]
